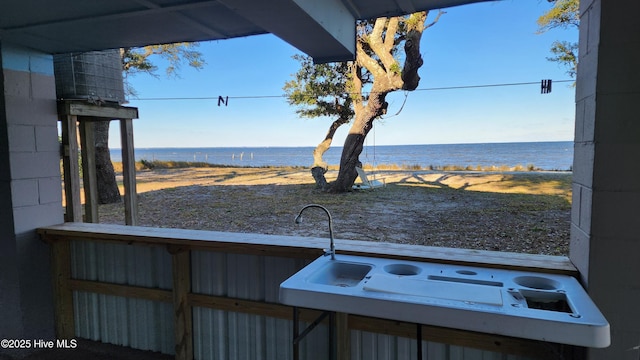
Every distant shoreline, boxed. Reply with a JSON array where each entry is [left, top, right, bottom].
[[110, 141, 574, 171], [112, 160, 573, 174]]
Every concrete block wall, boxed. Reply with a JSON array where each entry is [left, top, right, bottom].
[[571, 0, 640, 358], [0, 42, 63, 343]]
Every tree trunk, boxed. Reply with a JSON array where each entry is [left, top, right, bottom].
[[328, 12, 433, 192], [330, 94, 386, 192], [330, 133, 367, 192], [311, 115, 350, 189], [94, 121, 121, 204]]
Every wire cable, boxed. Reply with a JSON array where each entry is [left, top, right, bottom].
[[130, 79, 574, 102]]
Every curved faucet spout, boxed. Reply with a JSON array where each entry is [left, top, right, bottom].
[[295, 204, 335, 260]]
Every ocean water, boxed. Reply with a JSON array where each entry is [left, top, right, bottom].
[[110, 141, 573, 171]]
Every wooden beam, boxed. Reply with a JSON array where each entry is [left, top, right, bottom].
[[58, 100, 138, 120], [335, 312, 350, 360], [60, 115, 82, 222], [51, 240, 75, 339], [120, 119, 138, 225], [68, 279, 172, 302], [172, 250, 193, 360], [79, 120, 98, 223], [38, 223, 578, 275]]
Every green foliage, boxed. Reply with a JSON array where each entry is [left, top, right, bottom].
[[548, 41, 578, 78], [537, 0, 579, 78], [121, 42, 206, 96], [283, 55, 354, 119], [536, 0, 579, 32], [284, 14, 427, 122]]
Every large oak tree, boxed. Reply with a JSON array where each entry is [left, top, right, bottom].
[[95, 43, 205, 204], [285, 11, 442, 192]]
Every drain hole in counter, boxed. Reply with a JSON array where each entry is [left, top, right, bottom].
[[521, 290, 573, 313], [384, 264, 422, 276], [513, 276, 561, 290]]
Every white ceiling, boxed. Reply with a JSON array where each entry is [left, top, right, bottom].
[[0, 0, 491, 62]]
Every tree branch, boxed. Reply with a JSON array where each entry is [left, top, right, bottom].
[[401, 11, 429, 91]]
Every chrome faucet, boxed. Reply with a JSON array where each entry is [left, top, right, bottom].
[[295, 204, 335, 260]]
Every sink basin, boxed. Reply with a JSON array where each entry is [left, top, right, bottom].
[[279, 254, 610, 348], [308, 261, 372, 287]]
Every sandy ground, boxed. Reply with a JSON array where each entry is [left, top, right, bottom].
[[99, 167, 572, 255]]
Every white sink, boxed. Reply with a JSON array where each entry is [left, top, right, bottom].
[[279, 254, 610, 348]]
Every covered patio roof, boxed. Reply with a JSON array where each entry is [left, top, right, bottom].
[[0, 0, 491, 62]]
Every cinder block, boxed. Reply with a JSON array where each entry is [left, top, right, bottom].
[[600, 1, 640, 45], [9, 151, 60, 179], [591, 191, 640, 237], [569, 223, 590, 284], [597, 42, 640, 94], [30, 72, 56, 99], [580, 185, 593, 232], [2, 69, 30, 98], [27, 53, 54, 76], [38, 177, 62, 205], [593, 143, 640, 191], [10, 179, 38, 207], [575, 95, 596, 143], [12, 202, 63, 234], [14, 232, 55, 339], [584, 0, 601, 55], [4, 96, 58, 126], [35, 125, 60, 152], [594, 93, 640, 144], [572, 141, 594, 188], [575, 50, 598, 102], [590, 236, 640, 288], [7, 125, 35, 152], [571, 183, 582, 228]]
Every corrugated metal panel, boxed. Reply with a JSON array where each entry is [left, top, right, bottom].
[[71, 240, 172, 289], [191, 251, 309, 299], [74, 292, 174, 354], [70, 242, 539, 360], [191, 251, 318, 359], [71, 241, 173, 354]]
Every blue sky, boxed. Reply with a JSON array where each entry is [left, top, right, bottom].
[[112, 0, 577, 149]]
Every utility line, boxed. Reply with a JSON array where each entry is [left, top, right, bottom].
[[131, 79, 574, 101]]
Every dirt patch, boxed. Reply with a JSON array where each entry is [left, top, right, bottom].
[[100, 168, 572, 256]]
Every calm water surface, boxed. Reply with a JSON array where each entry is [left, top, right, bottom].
[[111, 141, 573, 171]]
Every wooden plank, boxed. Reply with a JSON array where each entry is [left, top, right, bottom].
[[172, 250, 192, 360], [189, 293, 292, 319], [37, 223, 578, 275], [68, 279, 172, 303], [335, 312, 350, 360], [58, 100, 138, 119], [79, 119, 98, 223], [120, 119, 138, 226], [349, 315, 562, 359], [51, 240, 75, 339], [60, 115, 82, 222]]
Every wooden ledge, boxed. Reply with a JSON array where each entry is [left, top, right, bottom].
[[57, 100, 138, 119], [38, 222, 577, 276]]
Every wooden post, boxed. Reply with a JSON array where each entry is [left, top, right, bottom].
[[79, 119, 98, 222], [61, 115, 82, 222], [120, 118, 138, 226], [336, 312, 350, 360], [171, 248, 193, 360], [58, 100, 139, 224], [51, 240, 75, 339]]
